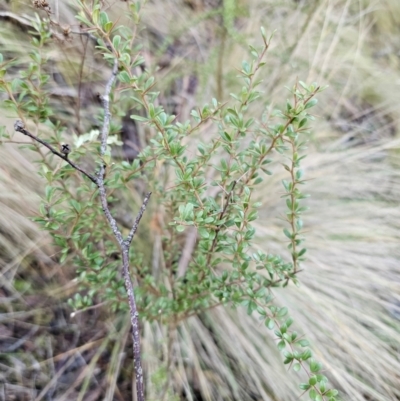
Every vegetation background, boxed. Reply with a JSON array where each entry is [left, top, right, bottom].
[[0, 0, 399, 400]]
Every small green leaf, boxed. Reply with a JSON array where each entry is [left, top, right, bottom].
[[45, 186, 55, 202], [301, 349, 312, 360], [282, 180, 290, 191], [198, 227, 210, 238], [325, 389, 339, 397], [130, 114, 149, 122], [260, 26, 267, 42], [305, 98, 318, 109], [298, 81, 308, 89], [277, 307, 288, 317], [297, 339, 310, 347], [247, 301, 257, 315], [283, 228, 292, 239], [257, 307, 266, 316], [104, 21, 113, 33], [99, 11, 109, 27], [265, 318, 275, 330], [310, 359, 322, 373], [69, 199, 82, 213], [299, 383, 311, 391], [112, 35, 121, 49], [297, 248, 307, 257], [118, 71, 130, 83], [299, 118, 308, 128]]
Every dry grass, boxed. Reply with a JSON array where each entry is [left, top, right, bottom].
[[0, 0, 400, 400]]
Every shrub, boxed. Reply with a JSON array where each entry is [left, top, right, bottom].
[[0, 2, 337, 400]]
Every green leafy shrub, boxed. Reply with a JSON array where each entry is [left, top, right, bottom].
[[0, 2, 337, 400]]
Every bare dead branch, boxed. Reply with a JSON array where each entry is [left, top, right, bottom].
[[13, 120, 97, 184]]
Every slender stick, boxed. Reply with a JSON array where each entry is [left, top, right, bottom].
[[119, 190, 150, 401], [14, 120, 97, 184], [95, 57, 149, 401], [125, 191, 152, 247], [99, 59, 119, 156]]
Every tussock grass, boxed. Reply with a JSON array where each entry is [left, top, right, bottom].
[[254, 141, 400, 400], [0, 143, 51, 267]]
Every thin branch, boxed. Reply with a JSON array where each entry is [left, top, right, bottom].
[[13, 120, 97, 184], [96, 58, 124, 245], [100, 59, 119, 156], [0, 11, 97, 43], [97, 57, 147, 401], [121, 248, 145, 401], [97, 182, 124, 245], [205, 180, 237, 266], [13, 121, 126, 245], [125, 192, 152, 246]]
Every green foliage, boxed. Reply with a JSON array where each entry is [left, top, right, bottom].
[[0, 2, 337, 400]]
